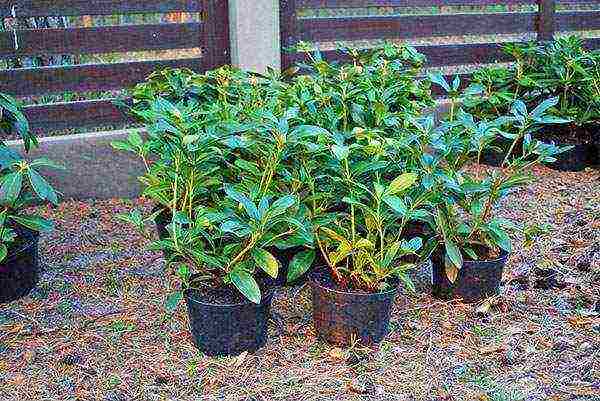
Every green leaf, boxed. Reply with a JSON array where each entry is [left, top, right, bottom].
[[230, 269, 261, 304], [488, 225, 512, 253], [11, 215, 53, 232], [0, 172, 22, 204], [383, 195, 408, 216], [224, 185, 260, 220], [29, 157, 65, 170], [397, 271, 416, 293], [428, 72, 450, 92], [530, 97, 558, 119], [445, 240, 463, 270], [252, 249, 279, 279], [28, 169, 58, 205], [268, 195, 296, 218], [234, 159, 261, 176], [165, 291, 183, 312], [287, 249, 315, 283], [386, 173, 418, 195], [128, 131, 144, 148], [382, 241, 401, 268], [331, 144, 349, 160], [0, 243, 7, 262]]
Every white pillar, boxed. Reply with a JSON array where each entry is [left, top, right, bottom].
[[228, 0, 281, 73]]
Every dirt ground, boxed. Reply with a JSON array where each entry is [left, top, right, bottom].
[[0, 164, 599, 401]]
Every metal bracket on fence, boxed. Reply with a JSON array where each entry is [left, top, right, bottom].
[[11, 4, 19, 51]]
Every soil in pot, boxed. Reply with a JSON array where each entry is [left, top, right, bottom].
[[0, 226, 40, 303], [185, 278, 275, 357], [431, 247, 508, 303], [539, 125, 598, 172], [310, 268, 398, 346]]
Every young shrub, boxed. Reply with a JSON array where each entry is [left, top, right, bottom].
[[457, 36, 600, 170], [0, 93, 62, 302], [423, 99, 569, 301], [284, 42, 433, 132]]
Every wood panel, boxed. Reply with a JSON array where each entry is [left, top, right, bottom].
[[0, 58, 205, 96], [297, 12, 537, 41], [297, 0, 536, 7], [23, 99, 131, 131], [0, 0, 201, 17], [0, 23, 202, 58], [557, 10, 600, 31], [201, 0, 231, 68], [283, 41, 515, 68]]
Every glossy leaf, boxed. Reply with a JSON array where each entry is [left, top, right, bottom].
[[252, 249, 279, 279], [287, 249, 316, 282], [230, 269, 261, 304]]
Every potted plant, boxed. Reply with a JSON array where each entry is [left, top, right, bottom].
[[425, 99, 569, 302], [460, 37, 600, 170], [294, 123, 432, 346], [117, 101, 317, 355], [0, 93, 61, 303]]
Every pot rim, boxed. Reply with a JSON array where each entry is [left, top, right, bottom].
[[184, 286, 275, 308], [310, 269, 399, 297]]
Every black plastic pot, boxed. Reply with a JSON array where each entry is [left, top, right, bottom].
[[153, 206, 171, 241], [431, 250, 508, 303], [547, 143, 597, 172], [479, 139, 514, 167], [185, 286, 274, 356], [310, 269, 398, 346], [0, 227, 40, 303]]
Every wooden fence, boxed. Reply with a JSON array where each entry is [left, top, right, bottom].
[[280, 0, 600, 72], [0, 0, 230, 131], [1, 0, 600, 133]]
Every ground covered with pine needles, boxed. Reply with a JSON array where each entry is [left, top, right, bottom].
[[0, 164, 598, 401]]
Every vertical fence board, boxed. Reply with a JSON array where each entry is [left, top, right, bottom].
[[537, 0, 556, 41], [201, 0, 231, 69], [279, 0, 297, 71]]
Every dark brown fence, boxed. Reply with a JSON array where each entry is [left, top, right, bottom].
[[0, 0, 230, 131], [280, 0, 600, 73]]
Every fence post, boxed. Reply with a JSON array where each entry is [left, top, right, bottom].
[[279, 0, 297, 71], [201, 0, 231, 69], [228, 0, 280, 72], [537, 0, 556, 41]]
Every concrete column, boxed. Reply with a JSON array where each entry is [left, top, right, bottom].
[[228, 0, 280, 73]]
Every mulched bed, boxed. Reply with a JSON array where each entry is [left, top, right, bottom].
[[0, 165, 599, 401]]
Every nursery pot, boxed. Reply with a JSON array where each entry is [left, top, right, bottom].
[[479, 139, 515, 167], [310, 269, 398, 346], [0, 227, 40, 303], [539, 124, 598, 172], [548, 143, 597, 172], [185, 284, 275, 356], [431, 250, 509, 303], [153, 206, 171, 241]]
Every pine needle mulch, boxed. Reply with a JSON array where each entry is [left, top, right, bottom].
[[0, 165, 598, 401]]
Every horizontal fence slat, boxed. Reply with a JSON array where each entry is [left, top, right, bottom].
[[297, 0, 536, 7], [23, 99, 131, 131], [284, 41, 516, 67], [0, 0, 201, 17], [297, 13, 537, 41], [0, 23, 202, 58], [0, 58, 205, 96], [557, 10, 600, 31]]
